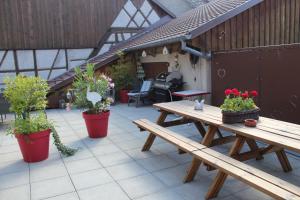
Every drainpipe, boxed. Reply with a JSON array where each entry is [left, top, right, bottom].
[[180, 39, 211, 59]]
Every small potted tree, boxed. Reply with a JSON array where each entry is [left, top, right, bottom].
[[221, 88, 260, 124], [4, 75, 77, 163], [108, 54, 135, 103], [73, 63, 114, 138]]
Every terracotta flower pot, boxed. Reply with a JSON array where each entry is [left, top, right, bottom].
[[119, 89, 129, 103], [15, 129, 51, 163], [82, 111, 110, 138]]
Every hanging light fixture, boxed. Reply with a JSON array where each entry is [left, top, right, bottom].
[[142, 50, 147, 57], [162, 46, 169, 55]]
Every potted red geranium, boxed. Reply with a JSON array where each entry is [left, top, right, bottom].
[[73, 63, 114, 138], [220, 88, 260, 124], [4, 75, 77, 163]]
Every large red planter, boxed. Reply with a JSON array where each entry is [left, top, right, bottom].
[[15, 129, 51, 163], [82, 111, 110, 138], [119, 90, 129, 103]]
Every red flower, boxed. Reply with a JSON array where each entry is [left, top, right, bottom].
[[225, 89, 232, 96], [233, 91, 241, 97], [241, 91, 249, 99], [250, 90, 258, 97], [232, 88, 239, 94]]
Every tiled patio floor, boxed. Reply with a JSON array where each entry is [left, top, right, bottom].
[[0, 104, 300, 200]]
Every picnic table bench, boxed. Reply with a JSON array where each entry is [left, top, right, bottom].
[[133, 100, 300, 199], [134, 119, 300, 199]]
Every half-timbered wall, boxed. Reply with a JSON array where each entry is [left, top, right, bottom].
[[0, 49, 93, 88], [194, 0, 300, 52], [0, 0, 166, 50], [96, 0, 161, 56], [0, 0, 166, 87]]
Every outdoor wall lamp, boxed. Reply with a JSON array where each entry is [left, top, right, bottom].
[[142, 50, 147, 57], [162, 46, 169, 55]]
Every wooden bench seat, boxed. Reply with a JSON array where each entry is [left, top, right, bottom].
[[133, 119, 300, 200]]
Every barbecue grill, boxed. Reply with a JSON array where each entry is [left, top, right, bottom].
[[152, 71, 183, 102]]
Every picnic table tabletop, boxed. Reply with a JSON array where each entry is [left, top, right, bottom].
[[172, 90, 211, 97], [153, 100, 300, 154]]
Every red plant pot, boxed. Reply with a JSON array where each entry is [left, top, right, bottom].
[[119, 90, 129, 103], [83, 111, 110, 138], [15, 129, 51, 163]]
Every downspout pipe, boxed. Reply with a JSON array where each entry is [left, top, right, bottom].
[[180, 39, 211, 59]]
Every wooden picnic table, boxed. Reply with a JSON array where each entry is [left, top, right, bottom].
[[148, 100, 300, 184]]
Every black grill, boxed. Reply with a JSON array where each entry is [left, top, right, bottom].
[[152, 72, 183, 102]]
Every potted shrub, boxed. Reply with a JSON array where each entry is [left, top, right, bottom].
[[73, 63, 114, 138], [108, 54, 135, 103], [4, 75, 77, 163], [220, 88, 260, 124]]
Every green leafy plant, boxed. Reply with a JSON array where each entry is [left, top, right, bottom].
[[72, 63, 114, 114], [107, 55, 135, 92], [4, 75, 48, 118], [4, 75, 77, 156], [220, 88, 258, 112]]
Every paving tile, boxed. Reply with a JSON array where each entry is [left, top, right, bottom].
[[30, 160, 68, 182], [137, 155, 179, 172], [106, 161, 148, 180], [114, 138, 146, 151], [230, 187, 273, 200], [0, 143, 20, 153], [118, 174, 166, 199], [165, 151, 192, 164], [62, 148, 94, 162], [31, 176, 75, 200], [173, 175, 231, 200], [153, 142, 178, 153], [0, 184, 30, 200], [0, 170, 29, 190], [96, 151, 133, 167], [0, 160, 29, 176], [108, 132, 139, 143], [0, 151, 22, 163], [125, 148, 161, 160], [70, 168, 113, 190], [89, 143, 121, 156], [45, 192, 79, 200], [136, 189, 187, 200], [81, 137, 112, 148], [153, 164, 189, 187], [65, 157, 102, 174], [78, 182, 130, 200]]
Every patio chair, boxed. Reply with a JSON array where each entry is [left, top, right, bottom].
[[128, 80, 152, 107], [0, 91, 10, 123]]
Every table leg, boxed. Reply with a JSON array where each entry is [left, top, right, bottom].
[[141, 111, 168, 151], [245, 139, 264, 160], [206, 136, 246, 199], [276, 149, 292, 172], [194, 121, 206, 137], [184, 125, 218, 183]]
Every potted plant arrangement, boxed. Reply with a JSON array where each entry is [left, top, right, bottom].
[[220, 88, 260, 124], [108, 53, 135, 103], [73, 63, 114, 138], [4, 75, 77, 163]]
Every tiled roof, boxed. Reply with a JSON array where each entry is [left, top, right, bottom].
[[49, 0, 262, 91], [152, 0, 211, 17], [126, 0, 263, 50], [185, 0, 211, 8]]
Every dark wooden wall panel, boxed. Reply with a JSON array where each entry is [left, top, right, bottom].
[[0, 0, 167, 49], [195, 0, 300, 52]]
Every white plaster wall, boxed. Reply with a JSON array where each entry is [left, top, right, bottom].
[[140, 52, 212, 102]]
